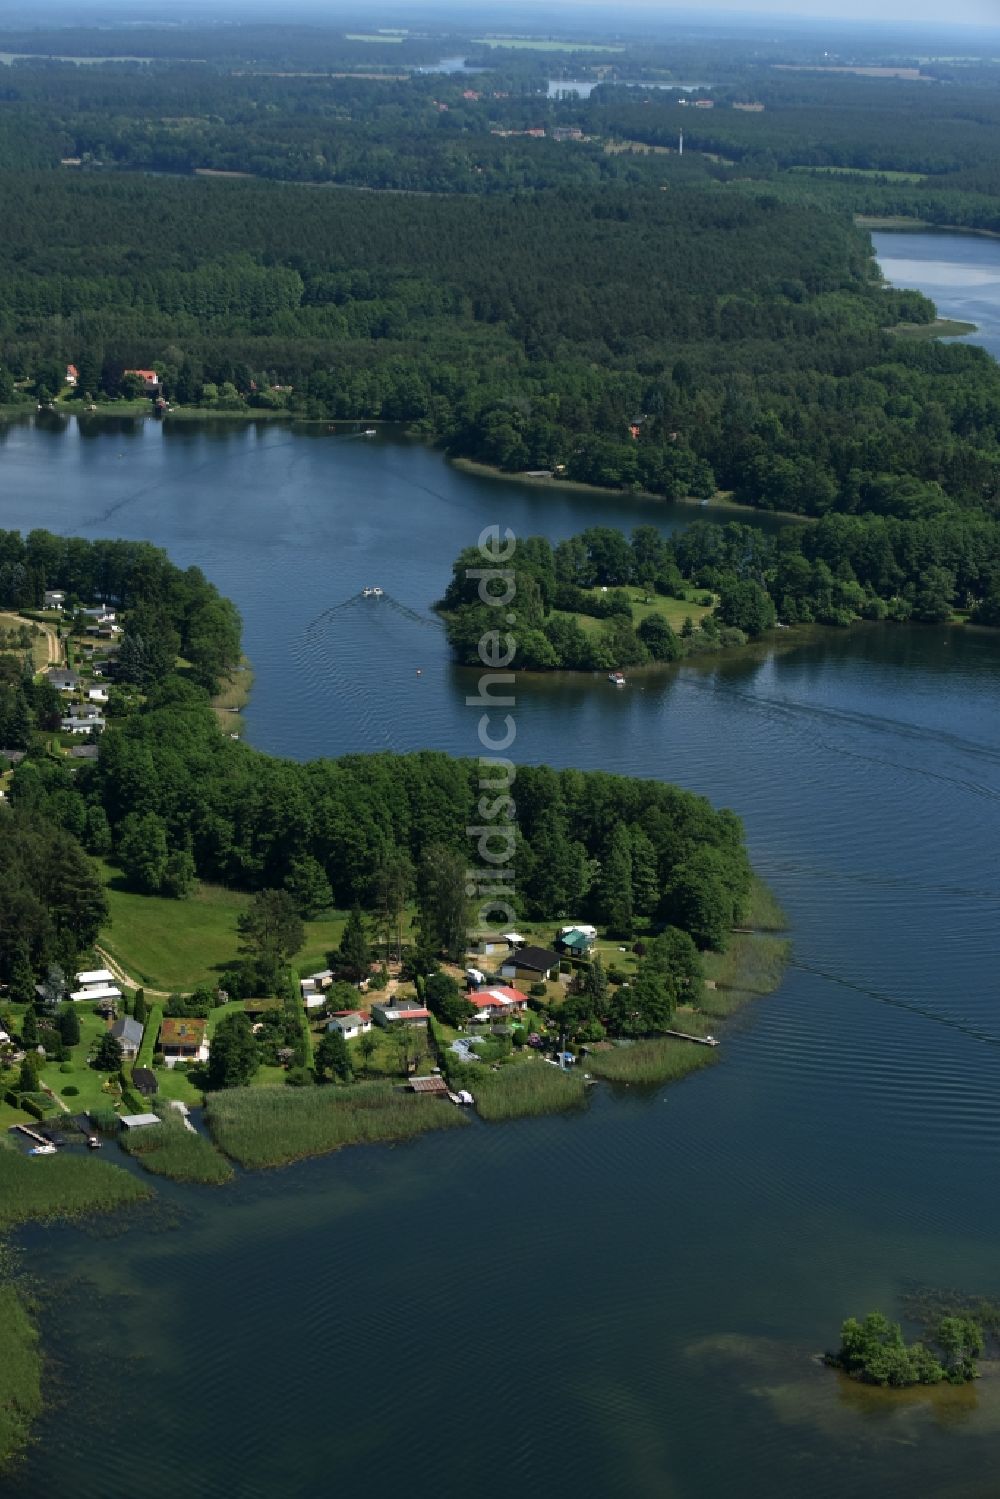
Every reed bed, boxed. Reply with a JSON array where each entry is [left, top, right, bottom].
[[701, 931, 790, 1017], [0, 1283, 41, 1472], [0, 1151, 151, 1229], [585, 1038, 719, 1087], [120, 1120, 233, 1185], [471, 1062, 587, 1121], [205, 1080, 466, 1169]]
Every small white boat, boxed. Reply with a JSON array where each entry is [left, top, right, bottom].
[[609, 670, 626, 686], [363, 428, 377, 437], [29, 1144, 57, 1155], [363, 586, 384, 598], [457, 1089, 475, 1106]]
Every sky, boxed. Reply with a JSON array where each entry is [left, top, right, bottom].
[[1, 0, 998, 34]]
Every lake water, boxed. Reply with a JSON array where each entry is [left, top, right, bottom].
[[4, 230, 1000, 1498], [872, 228, 1000, 361], [547, 78, 708, 98]]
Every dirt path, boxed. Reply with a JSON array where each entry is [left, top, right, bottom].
[[95, 945, 171, 1000], [0, 611, 63, 670]]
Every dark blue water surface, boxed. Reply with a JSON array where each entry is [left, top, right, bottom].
[[2, 232, 1000, 1499]]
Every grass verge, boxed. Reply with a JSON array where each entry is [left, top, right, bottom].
[[119, 1118, 233, 1184], [205, 1080, 467, 1168], [0, 1151, 151, 1230]]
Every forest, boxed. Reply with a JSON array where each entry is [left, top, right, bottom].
[[440, 513, 1000, 670], [0, 31, 998, 547], [1, 654, 754, 990], [2, 170, 999, 535]]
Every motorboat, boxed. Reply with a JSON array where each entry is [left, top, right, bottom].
[[609, 670, 626, 686], [362, 586, 384, 598]]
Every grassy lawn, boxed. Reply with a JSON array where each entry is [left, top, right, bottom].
[[0, 612, 51, 671], [792, 165, 927, 181], [565, 584, 714, 641], [95, 859, 347, 989], [147, 1065, 204, 1107], [890, 319, 976, 340]]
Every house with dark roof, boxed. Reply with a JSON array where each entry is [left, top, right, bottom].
[[326, 1012, 372, 1040], [111, 1016, 145, 1059], [132, 1067, 158, 1098], [371, 998, 431, 1028], [500, 945, 562, 982], [46, 666, 80, 692]]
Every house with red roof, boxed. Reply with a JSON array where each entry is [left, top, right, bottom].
[[466, 985, 529, 1021], [126, 368, 160, 392], [65, 364, 79, 387]]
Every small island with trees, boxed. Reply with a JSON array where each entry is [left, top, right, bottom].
[[827, 1308, 986, 1388]]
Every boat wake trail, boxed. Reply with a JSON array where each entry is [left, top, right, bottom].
[[791, 958, 1000, 1047], [302, 590, 444, 634], [73, 436, 309, 532]]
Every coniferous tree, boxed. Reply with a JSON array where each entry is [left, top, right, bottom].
[[335, 905, 372, 983], [92, 1031, 123, 1071], [595, 825, 635, 936]]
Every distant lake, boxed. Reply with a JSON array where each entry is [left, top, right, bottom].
[[872, 227, 1000, 361], [4, 228, 1000, 1498], [418, 55, 484, 74], [547, 77, 709, 97]]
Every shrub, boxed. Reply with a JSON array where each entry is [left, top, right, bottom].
[[530, 981, 547, 998], [61, 1085, 79, 1097], [59, 1062, 74, 1074], [285, 1066, 314, 1088]]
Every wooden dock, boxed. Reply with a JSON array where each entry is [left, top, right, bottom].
[[11, 1123, 54, 1147], [663, 1029, 719, 1048]]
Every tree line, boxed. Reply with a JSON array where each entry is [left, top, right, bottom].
[[0, 529, 241, 692], [440, 513, 1000, 671]]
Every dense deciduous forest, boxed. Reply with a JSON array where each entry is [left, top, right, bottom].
[[2, 171, 999, 528], [441, 512, 1000, 670], [1, 657, 754, 984]]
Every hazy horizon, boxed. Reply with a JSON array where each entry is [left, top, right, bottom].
[[0, 0, 998, 33]]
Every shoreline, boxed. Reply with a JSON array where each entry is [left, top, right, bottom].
[[448, 455, 813, 524], [858, 214, 1000, 241], [1, 875, 789, 1473]]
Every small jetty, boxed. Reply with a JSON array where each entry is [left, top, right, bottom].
[[11, 1123, 56, 1149], [662, 1029, 719, 1047]]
